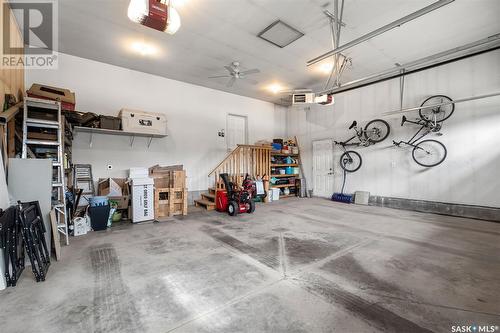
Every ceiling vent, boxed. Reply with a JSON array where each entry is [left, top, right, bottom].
[[258, 20, 304, 48], [292, 93, 314, 105]]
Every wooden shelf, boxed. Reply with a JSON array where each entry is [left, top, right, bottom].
[[271, 163, 298, 167], [271, 174, 299, 178], [271, 184, 296, 188]]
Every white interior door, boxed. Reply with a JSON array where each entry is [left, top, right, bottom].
[[227, 114, 247, 150], [313, 139, 334, 197]]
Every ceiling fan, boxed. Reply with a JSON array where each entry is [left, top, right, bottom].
[[208, 62, 260, 87]]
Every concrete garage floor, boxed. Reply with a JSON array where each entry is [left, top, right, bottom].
[[1, 198, 499, 333]]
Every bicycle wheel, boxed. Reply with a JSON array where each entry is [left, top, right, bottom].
[[364, 119, 391, 143], [418, 95, 454, 123], [340, 151, 362, 172], [412, 139, 447, 167]]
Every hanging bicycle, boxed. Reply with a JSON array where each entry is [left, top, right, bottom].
[[393, 95, 454, 167], [334, 118, 390, 172]]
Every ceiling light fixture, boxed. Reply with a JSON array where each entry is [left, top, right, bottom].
[[127, 0, 181, 35], [319, 62, 334, 74], [131, 41, 157, 56], [267, 83, 284, 94]]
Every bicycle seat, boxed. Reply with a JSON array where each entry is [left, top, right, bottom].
[[349, 121, 357, 130], [401, 116, 407, 126]]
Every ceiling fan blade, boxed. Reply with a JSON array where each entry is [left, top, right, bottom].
[[208, 75, 231, 79], [226, 77, 236, 87], [224, 66, 236, 74], [240, 68, 260, 75]]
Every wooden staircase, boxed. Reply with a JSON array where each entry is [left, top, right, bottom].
[[194, 145, 271, 210], [194, 187, 216, 210]]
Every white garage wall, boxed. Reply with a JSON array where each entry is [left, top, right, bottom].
[[26, 53, 283, 191], [288, 50, 500, 208]]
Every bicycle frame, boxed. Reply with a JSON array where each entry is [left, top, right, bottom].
[[341, 134, 361, 146], [396, 123, 429, 147], [394, 117, 437, 148], [338, 122, 368, 147]]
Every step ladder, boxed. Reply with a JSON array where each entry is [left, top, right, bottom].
[[73, 164, 95, 205], [21, 97, 69, 245]]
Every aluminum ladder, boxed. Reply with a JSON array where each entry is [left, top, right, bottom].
[[21, 97, 69, 245], [73, 164, 95, 205]]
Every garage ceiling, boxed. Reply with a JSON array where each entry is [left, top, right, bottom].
[[54, 0, 500, 104]]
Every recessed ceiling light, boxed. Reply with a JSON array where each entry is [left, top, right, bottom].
[[131, 41, 157, 56], [267, 83, 284, 94], [319, 62, 334, 74]]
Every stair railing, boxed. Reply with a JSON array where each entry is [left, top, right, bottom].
[[208, 145, 271, 189]]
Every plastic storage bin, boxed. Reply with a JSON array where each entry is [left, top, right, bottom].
[[271, 188, 280, 201], [89, 205, 111, 231], [89, 196, 108, 207], [119, 109, 167, 135], [272, 143, 282, 151]]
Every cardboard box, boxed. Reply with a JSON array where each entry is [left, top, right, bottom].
[[130, 177, 154, 223], [98, 178, 122, 197], [98, 178, 130, 210], [108, 196, 130, 210], [27, 83, 76, 111]]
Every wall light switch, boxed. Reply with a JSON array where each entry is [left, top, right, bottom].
[[391, 161, 396, 168]]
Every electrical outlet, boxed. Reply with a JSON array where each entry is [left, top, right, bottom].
[[107, 165, 113, 170], [391, 161, 396, 168]]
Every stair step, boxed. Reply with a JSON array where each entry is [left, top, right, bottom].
[[195, 199, 216, 211], [201, 193, 215, 201]]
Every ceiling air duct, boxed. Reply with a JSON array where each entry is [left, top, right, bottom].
[[128, 0, 181, 35], [258, 20, 304, 48]]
